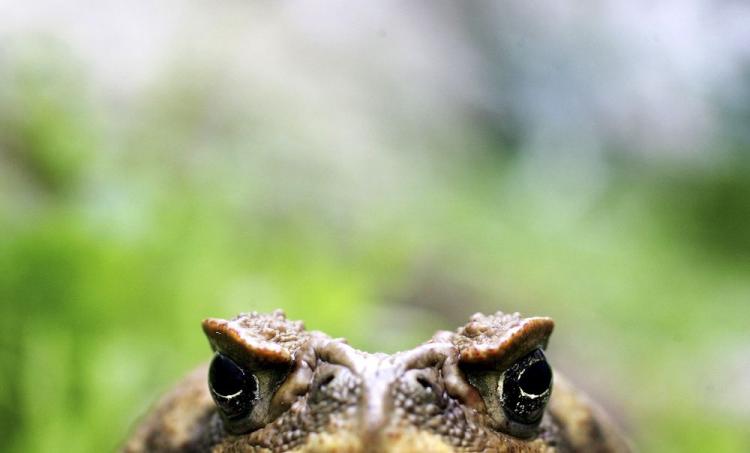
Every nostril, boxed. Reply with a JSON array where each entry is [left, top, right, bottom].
[[318, 373, 335, 388], [310, 373, 338, 404], [399, 370, 448, 410], [416, 375, 432, 391], [309, 364, 359, 405]]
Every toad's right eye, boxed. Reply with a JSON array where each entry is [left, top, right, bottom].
[[208, 353, 258, 421], [499, 348, 552, 426]]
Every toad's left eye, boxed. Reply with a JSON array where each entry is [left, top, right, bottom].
[[499, 349, 552, 425]]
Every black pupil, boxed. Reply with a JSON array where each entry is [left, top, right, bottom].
[[518, 359, 552, 395], [209, 354, 246, 397], [501, 348, 552, 425], [208, 353, 259, 423]]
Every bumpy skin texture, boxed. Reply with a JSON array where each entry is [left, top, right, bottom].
[[124, 311, 630, 453]]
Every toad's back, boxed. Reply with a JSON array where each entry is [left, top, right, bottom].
[[124, 311, 630, 452]]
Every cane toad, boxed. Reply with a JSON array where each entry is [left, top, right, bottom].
[[124, 310, 629, 452]]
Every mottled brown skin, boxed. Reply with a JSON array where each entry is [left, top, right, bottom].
[[124, 311, 630, 453]]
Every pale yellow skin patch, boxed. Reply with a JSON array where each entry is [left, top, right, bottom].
[[287, 432, 363, 453], [385, 429, 467, 453]]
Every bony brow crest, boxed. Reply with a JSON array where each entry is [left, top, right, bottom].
[[202, 310, 311, 369], [449, 311, 554, 370]]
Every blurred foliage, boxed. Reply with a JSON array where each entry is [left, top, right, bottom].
[[1, 44, 749, 453]]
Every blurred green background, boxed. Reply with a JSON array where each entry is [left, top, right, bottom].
[[1, 3, 749, 452]]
